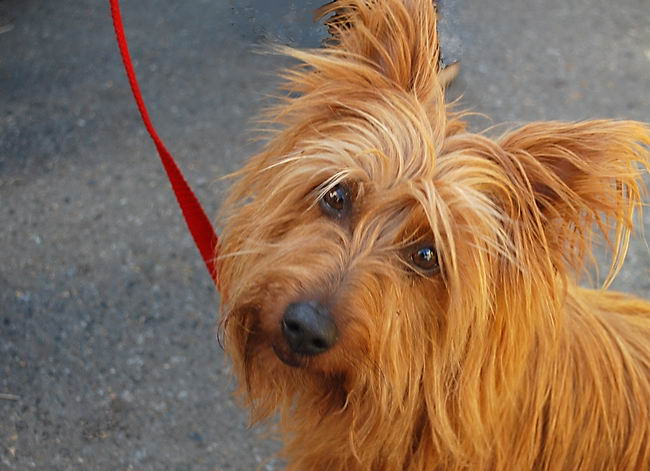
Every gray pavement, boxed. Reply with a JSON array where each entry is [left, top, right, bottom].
[[1, 0, 649, 470]]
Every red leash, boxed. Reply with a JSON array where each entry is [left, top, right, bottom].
[[109, 0, 219, 284]]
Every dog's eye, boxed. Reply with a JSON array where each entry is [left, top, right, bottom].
[[320, 184, 349, 217], [410, 246, 439, 273]]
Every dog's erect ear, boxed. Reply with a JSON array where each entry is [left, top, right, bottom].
[[316, 0, 445, 98], [498, 120, 650, 282]]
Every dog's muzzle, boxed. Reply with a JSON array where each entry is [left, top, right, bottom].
[[281, 301, 339, 356]]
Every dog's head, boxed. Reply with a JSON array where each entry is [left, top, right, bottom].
[[217, 0, 649, 459]]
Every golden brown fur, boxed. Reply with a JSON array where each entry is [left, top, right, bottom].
[[216, 0, 650, 469]]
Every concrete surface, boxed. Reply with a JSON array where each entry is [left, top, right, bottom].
[[0, 0, 648, 470]]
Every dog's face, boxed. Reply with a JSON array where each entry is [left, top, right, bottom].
[[219, 81, 470, 377], [217, 0, 648, 435]]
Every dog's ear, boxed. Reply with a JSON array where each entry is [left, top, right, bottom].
[[316, 0, 445, 99], [498, 120, 649, 282]]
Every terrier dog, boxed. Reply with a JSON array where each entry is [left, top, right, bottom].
[[217, 0, 650, 469]]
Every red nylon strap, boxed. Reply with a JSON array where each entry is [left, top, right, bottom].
[[109, 0, 219, 284]]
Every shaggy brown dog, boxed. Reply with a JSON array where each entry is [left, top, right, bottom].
[[217, 0, 650, 469]]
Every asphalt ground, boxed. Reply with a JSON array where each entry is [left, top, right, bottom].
[[1, 0, 649, 470]]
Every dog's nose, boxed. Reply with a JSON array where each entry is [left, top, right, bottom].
[[281, 301, 338, 356]]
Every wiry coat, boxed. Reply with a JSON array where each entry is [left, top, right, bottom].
[[217, 0, 650, 469]]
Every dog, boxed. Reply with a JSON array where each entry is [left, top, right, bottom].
[[216, 0, 650, 469]]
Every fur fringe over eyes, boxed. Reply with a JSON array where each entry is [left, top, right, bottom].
[[216, 0, 650, 469]]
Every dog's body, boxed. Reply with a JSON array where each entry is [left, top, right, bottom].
[[217, 1, 650, 469]]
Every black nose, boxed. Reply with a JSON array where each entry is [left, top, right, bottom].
[[281, 301, 338, 356]]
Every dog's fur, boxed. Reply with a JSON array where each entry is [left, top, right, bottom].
[[217, 0, 650, 469]]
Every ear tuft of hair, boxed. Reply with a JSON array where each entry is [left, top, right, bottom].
[[310, 0, 444, 98], [498, 120, 650, 286]]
